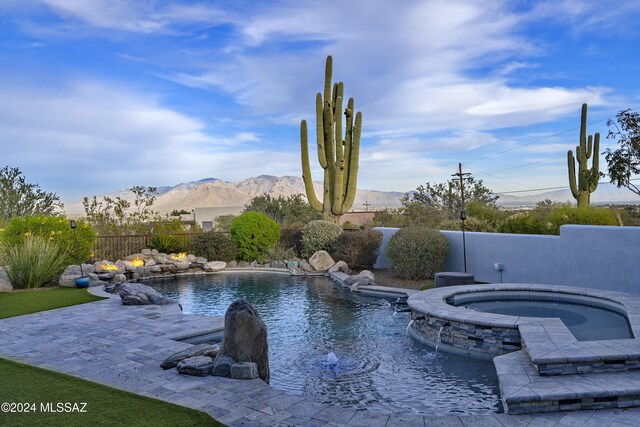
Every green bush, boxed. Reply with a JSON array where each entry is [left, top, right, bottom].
[[499, 212, 548, 235], [386, 226, 449, 280], [2, 215, 95, 264], [301, 220, 343, 258], [332, 229, 383, 270], [280, 228, 303, 257], [148, 234, 184, 254], [440, 217, 497, 232], [229, 212, 280, 262], [190, 231, 237, 262], [545, 205, 617, 234], [4, 235, 69, 289]]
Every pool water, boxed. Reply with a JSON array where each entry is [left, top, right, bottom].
[[149, 273, 500, 415], [463, 300, 633, 341]]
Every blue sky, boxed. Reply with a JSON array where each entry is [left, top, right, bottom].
[[1, 0, 639, 203]]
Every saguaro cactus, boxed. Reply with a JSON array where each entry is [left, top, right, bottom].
[[568, 103, 600, 207], [300, 56, 362, 223]]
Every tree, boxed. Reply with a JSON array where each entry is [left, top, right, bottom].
[[0, 166, 63, 221], [411, 176, 498, 215], [604, 109, 640, 196], [82, 186, 160, 235], [244, 193, 321, 227]]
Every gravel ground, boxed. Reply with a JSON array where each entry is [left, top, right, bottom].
[[371, 269, 434, 290]]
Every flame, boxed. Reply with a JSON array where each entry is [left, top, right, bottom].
[[131, 257, 144, 267], [101, 264, 119, 271], [171, 252, 188, 260]]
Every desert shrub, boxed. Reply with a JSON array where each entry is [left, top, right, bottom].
[[264, 242, 298, 262], [301, 220, 343, 258], [2, 215, 95, 264], [341, 221, 360, 230], [386, 226, 449, 280], [545, 205, 617, 234], [4, 235, 68, 289], [229, 212, 280, 262], [439, 217, 497, 232], [332, 229, 383, 271], [190, 231, 237, 262], [499, 212, 548, 235], [148, 234, 184, 254], [280, 228, 303, 257]]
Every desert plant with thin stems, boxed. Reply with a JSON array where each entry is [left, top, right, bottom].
[[4, 235, 68, 289]]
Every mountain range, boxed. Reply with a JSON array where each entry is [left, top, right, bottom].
[[64, 175, 639, 215]]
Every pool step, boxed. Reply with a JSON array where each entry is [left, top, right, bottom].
[[495, 350, 640, 414], [520, 320, 640, 375]]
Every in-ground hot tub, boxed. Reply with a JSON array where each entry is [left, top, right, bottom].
[[407, 284, 637, 360]]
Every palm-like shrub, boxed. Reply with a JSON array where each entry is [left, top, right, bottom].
[[301, 220, 342, 258], [190, 231, 237, 262], [4, 235, 68, 289], [332, 229, 382, 270], [386, 226, 449, 279], [229, 212, 280, 262], [148, 234, 184, 254]]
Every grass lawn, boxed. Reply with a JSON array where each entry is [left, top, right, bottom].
[[0, 358, 222, 427], [0, 287, 104, 319], [0, 287, 223, 426]]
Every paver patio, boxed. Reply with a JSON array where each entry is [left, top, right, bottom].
[[1, 289, 639, 426]]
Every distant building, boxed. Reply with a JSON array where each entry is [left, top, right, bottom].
[[184, 207, 244, 231], [339, 211, 378, 227]]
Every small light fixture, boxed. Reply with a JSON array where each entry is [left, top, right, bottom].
[[69, 219, 77, 229], [459, 210, 466, 221]]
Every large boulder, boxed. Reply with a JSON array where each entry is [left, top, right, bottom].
[[344, 270, 376, 288], [214, 299, 269, 383], [308, 251, 335, 271], [58, 265, 82, 287], [160, 343, 219, 369], [119, 282, 174, 305], [0, 267, 12, 292], [204, 261, 226, 272]]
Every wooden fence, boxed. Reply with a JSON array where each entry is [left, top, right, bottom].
[[89, 233, 206, 262]]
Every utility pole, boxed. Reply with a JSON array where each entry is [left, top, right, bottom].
[[452, 163, 471, 273], [363, 201, 371, 212]]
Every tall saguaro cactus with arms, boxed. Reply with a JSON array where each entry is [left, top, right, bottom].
[[300, 56, 362, 223], [568, 103, 600, 207]]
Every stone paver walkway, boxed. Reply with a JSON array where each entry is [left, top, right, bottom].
[[1, 292, 639, 426]]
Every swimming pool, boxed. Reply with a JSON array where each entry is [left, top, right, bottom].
[[148, 273, 500, 415]]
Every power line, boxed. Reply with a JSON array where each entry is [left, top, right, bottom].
[[464, 106, 640, 166]]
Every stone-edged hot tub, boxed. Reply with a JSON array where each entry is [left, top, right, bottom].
[[407, 284, 639, 360], [407, 284, 640, 414]]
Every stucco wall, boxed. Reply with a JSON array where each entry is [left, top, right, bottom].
[[374, 225, 640, 295]]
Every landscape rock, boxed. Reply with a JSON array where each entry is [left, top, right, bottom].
[[238, 261, 249, 268], [250, 260, 258, 267], [132, 267, 154, 280], [151, 249, 159, 256], [119, 282, 174, 305], [176, 356, 215, 376], [215, 299, 269, 383], [125, 253, 145, 261], [58, 265, 82, 287], [211, 354, 236, 378], [204, 261, 226, 272], [0, 267, 13, 292], [276, 261, 286, 269], [270, 261, 278, 268], [231, 362, 259, 380], [308, 251, 335, 271], [286, 260, 299, 269], [113, 273, 127, 283], [195, 257, 207, 264], [175, 261, 190, 271], [298, 259, 314, 272], [227, 261, 237, 268], [81, 263, 95, 274], [141, 249, 152, 256], [344, 270, 375, 287], [328, 261, 349, 273]]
